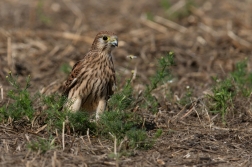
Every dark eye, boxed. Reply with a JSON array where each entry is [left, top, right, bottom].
[[103, 36, 108, 40]]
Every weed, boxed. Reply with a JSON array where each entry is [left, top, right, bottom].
[[98, 74, 152, 149], [41, 93, 95, 134], [0, 73, 35, 122], [207, 58, 252, 121], [144, 52, 174, 113], [68, 111, 96, 133], [98, 108, 143, 148], [108, 79, 133, 112], [154, 129, 163, 138], [40, 93, 68, 131], [0, 72, 94, 134], [27, 137, 56, 154], [98, 53, 172, 150], [126, 129, 150, 148], [179, 86, 193, 106], [98, 107, 161, 149], [208, 78, 234, 121], [1, 53, 171, 153], [231, 58, 252, 96], [98, 77, 138, 145]]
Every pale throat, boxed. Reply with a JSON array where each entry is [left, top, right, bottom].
[[99, 50, 113, 61]]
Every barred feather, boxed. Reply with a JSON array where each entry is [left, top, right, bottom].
[[63, 31, 117, 119]]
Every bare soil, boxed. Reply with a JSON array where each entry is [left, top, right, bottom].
[[1, 0, 252, 166]]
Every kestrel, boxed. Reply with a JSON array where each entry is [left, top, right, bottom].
[[63, 31, 118, 120]]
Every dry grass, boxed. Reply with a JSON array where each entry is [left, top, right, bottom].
[[1, 0, 252, 166]]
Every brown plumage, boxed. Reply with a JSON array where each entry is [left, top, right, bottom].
[[63, 31, 118, 119]]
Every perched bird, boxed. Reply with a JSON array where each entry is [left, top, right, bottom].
[[63, 31, 118, 120]]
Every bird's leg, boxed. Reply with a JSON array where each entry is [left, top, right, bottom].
[[96, 99, 106, 120], [68, 96, 82, 112]]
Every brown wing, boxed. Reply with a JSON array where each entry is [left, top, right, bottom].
[[107, 71, 116, 99], [62, 51, 96, 97], [62, 60, 83, 96]]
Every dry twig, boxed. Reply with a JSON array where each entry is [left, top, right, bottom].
[[154, 15, 187, 33]]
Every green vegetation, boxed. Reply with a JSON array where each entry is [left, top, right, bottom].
[[41, 94, 95, 134], [231, 59, 252, 97], [3, 54, 251, 154], [208, 78, 234, 121], [0, 73, 95, 134], [179, 86, 193, 106], [97, 52, 174, 150], [0, 73, 34, 121], [143, 52, 174, 113], [27, 137, 56, 154], [0, 53, 174, 154], [98, 107, 152, 149], [207, 59, 252, 121], [4, 54, 251, 154]]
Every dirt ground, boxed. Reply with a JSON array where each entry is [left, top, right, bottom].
[[1, 0, 252, 166]]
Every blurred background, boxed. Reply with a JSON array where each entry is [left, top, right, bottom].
[[0, 0, 252, 100]]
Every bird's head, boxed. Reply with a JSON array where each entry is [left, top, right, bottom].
[[91, 31, 118, 52]]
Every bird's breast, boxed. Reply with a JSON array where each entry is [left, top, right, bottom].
[[78, 55, 115, 101]]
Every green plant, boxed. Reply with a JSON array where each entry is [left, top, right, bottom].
[[98, 77, 138, 145], [207, 58, 252, 122], [98, 75, 152, 149], [98, 110, 136, 137], [68, 111, 96, 133], [98, 53, 172, 150], [0, 73, 35, 121], [27, 137, 56, 154], [108, 79, 133, 112], [231, 59, 252, 97], [208, 78, 234, 121], [126, 129, 150, 148], [40, 93, 67, 131], [98, 107, 162, 149], [0, 72, 94, 134], [1, 52, 171, 153], [144, 52, 174, 113], [179, 86, 193, 106], [41, 93, 95, 134]]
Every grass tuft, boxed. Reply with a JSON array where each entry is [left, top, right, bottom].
[[0, 73, 35, 121], [98, 53, 172, 150], [207, 58, 252, 122], [144, 51, 174, 113], [41, 93, 95, 134], [27, 137, 56, 154], [231, 58, 252, 97], [208, 78, 234, 122]]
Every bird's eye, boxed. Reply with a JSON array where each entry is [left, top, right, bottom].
[[103, 36, 108, 40]]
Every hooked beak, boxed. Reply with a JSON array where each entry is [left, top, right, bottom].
[[109, 37, 118, 47]]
